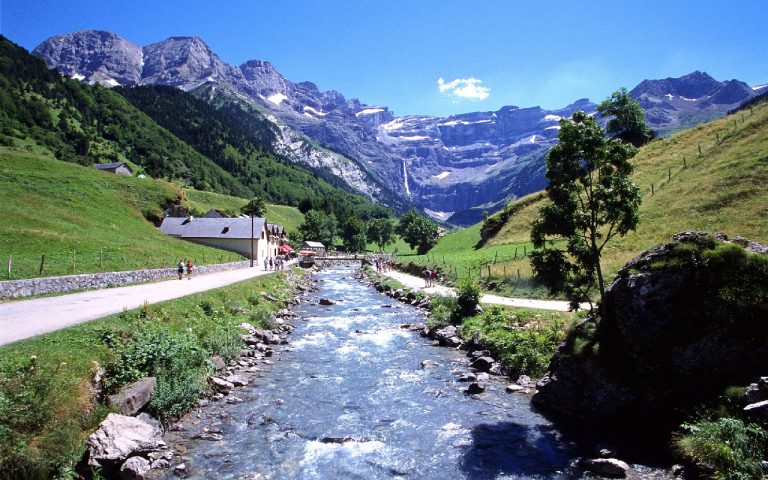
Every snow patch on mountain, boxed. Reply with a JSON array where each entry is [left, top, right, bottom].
[[266, 92, 288, 105]]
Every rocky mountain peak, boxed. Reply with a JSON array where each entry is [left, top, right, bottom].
[[33, 30, 143, 86], [630, 70, 722, 99], [140, 36, 239, 89]]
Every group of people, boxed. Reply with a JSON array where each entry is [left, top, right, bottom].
[[264, 255, 289, 271], [423, 268, 438, 287], [177, 259, 194, 280], [372, 255, 393, 273]]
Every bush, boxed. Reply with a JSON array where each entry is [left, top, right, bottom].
[[456, 279, 481, 317], [676, 416, 767, 479], [428, 295, 459, 328]]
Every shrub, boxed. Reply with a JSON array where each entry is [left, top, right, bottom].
[[428, 295, 459, 328], [676, 416, 767, 480], [456, 279, 481, 317]]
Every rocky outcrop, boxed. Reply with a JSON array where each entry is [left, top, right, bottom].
[[87, 413, 163, 467], [533, 232, 768, 432], [108, 377, 156, 416]]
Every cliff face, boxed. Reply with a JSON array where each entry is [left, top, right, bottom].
[[34, 31, 765, 223], [533, 232, 768, 432]]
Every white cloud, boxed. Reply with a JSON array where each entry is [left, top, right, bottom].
[[437, 77, 490, 100]]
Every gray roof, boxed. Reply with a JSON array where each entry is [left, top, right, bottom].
[[160, 216, 267, 239], [303, 241, 325, 248], [267, 223, 285, 235], [95, 162, 132, 171]]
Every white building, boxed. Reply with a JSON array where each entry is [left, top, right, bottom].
[[160, 216, 284, 262]]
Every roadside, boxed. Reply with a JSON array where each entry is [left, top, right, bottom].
[[0, 263, 295, 346], [378, 269, 578, 312]]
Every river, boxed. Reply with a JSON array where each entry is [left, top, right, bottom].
[[163, 265, 591, 479]]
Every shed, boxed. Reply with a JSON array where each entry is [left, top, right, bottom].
[[94, 162, 133, 176], [301, 241, 326, 255]]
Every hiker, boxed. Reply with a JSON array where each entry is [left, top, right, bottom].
[[424, 269, 431, 287], [431, 269, 437, 286], [186, 259, 193, 279], [264, 258, 268, 271], [269, 257, 274, 270], [177, 259, 184, 280]]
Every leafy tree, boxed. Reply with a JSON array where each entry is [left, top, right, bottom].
[[597, 88, 655, 147], [530, 111, 641, 311], [396, 209, 439, 255], [340, 217, 367, 252], [367, 218, 395, 251], [241, 196, 266, 217], [299, 209, 337, 248]]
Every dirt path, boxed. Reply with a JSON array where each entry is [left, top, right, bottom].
[[0, 265, 291, 347], [379, 269, 578, 312]]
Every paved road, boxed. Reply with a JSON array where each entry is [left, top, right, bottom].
[[379, 270, 580, 312], [0, 265, 287, 347]]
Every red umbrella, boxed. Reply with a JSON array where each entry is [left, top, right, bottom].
[[299, 250, 316, 255], [279, 244, 294, 253]]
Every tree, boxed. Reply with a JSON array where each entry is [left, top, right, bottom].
[[530, 111, 641, 311], [298, 209, 337, 248], [241, 197, 266, 217], [396, 209, 439, 255], [597, 88, 655, 147], [241, 197, 267, 266], [340, 217, 367, 252], [367, 218, 395, 252]]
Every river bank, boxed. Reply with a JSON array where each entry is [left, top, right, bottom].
[[153, 264, 675, 479]]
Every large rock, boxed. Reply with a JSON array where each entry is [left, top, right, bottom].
[[108, 377, 156, 416], [534, 232, 768, 431], [87, 413, 163, 467], [578, 458, 630, 477], [470, 357, 495, 372], [120, 456, 151, 479]]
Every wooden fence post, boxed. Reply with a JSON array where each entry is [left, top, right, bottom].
[[73, 250, 77, 273], [683, 157, 686, 168], [517, 268, 521, 280], [523, 245, 527, 256], [99, 249, 103, 271], [668, 168, 671, 181], [651, 184, 654, 195], [7, 255, 11, 279], [716, 132, 720, 143], [40, 255, 46, 275], [698, 143, 702, 156], [514, 247, 518, 259]]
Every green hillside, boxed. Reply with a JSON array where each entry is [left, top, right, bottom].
[[184, 189, 305, 232], [411, 99, 768, 297], [0, 36, 251, 197], [0, 148, 249, 279]]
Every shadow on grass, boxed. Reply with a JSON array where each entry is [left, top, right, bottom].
[[459, 421, 578, 479]]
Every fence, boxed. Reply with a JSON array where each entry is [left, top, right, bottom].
[[3, 249, 242, 281]]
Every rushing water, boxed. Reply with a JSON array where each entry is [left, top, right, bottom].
[[166, 265, 586, 479]]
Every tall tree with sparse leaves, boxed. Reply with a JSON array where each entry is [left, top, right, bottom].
[[597, 88, 655, 147], [241, 197, 267, 218], [530, 111, 641, 311]]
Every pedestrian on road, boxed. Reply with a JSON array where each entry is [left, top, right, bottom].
[[269, 257, 274, 270], [186, 259, 193, 279], [424, 269, 431, 287], [177, 259, 184, 280], [264, 258, 268, 271]]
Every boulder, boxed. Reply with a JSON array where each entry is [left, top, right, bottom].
[[120, 456, 151, 479], [225, 375, 248, 387], [533, 232, 768, 432], [319, 298, 336, 305], [87, 413, 163, 467], [465, 382, 485, 395], [208, 356, 227, 372], [444, 336, 462, 348], [470, 357, 495, 372], [210, 377, 234, 394], [420, 360, 440, 369], [578, 458, 630, 477], [506, 384, 525, 393], [107, 377, 156, 416]]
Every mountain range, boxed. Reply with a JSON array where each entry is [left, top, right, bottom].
[[33, 30, 768, 225]]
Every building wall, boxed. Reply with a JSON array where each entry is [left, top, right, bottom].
[[115, 165, 132, 176]]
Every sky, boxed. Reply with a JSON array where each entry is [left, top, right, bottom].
[[2, 0, 766, 117]]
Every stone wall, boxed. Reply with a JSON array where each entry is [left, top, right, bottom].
[[0, 261, 251, 299]]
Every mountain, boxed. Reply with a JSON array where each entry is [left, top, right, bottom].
[[33, 30, 766, 225]]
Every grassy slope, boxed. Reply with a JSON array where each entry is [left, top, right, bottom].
[[184, 189, 305, 232], [416, 100, 768, 295], [0, 148, 246, 279]]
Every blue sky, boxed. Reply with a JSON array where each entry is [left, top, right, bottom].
[[2, 0, 766, 117]]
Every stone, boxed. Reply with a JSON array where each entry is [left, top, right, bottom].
[[465, 382, 485, 395], [120, 456, 151, 479], [136, 413, 161, 432], [226, 375, 248, 387], [208, 356, 227, 372], [107, 377, 156, 416], [744, 399, 768, 412], [434, 325, 457, 341], [319, 298, 336, 305], [516, 375, 535, 388], [87, 413, 163, 467], [578, 458, 630, 477], [458, 373, 477, 383], [506, 384, 525, 393], [150, 459, 171, 470], [444, 336, 462, 348], [420, 360, 440, 369], [476, 372, 490, 382], [237, 322, 256, 333], [470, 357, 495, 372], [193, 433, 223, 441], [473, 304, 484, 315], [210, 377, 234, 395]]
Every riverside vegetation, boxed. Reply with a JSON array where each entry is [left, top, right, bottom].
[[0, 269, 306, 479]]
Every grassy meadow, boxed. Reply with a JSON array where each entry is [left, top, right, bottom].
[[184, 189, 305, 232]]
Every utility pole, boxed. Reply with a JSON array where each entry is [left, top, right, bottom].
[[250, 213, 254, 267]]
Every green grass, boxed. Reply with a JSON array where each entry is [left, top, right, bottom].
[[435, 100, 768, 295], [0, 148, 247, 279], [0, 269, 302, 478], [184, 189, 305, 232]]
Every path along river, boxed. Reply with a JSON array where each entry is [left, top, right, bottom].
[[163, 265, 597, 479]]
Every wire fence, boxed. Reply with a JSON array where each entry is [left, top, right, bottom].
[[2, 249, 242, 280]]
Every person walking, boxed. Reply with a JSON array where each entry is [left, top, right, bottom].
[[186, 259, 193, 279], [177, 259, 184, 280], [264, 258, 268, 271]]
